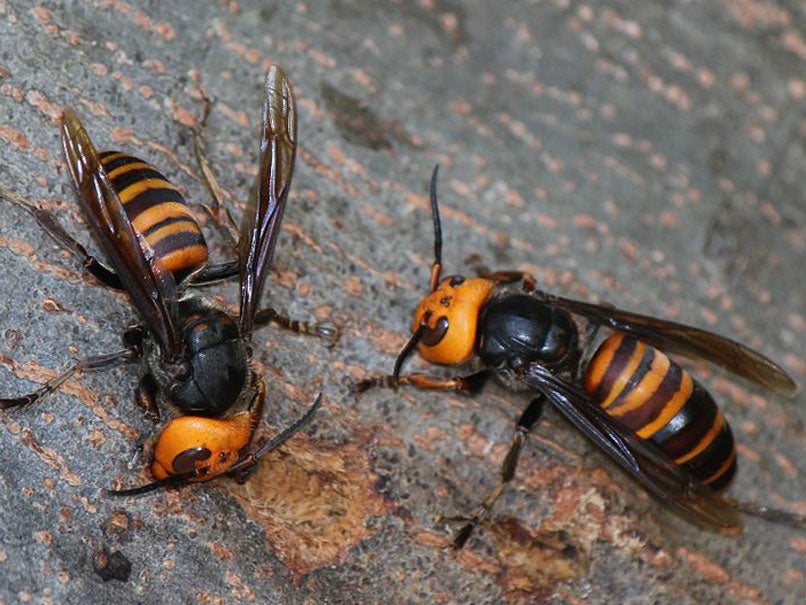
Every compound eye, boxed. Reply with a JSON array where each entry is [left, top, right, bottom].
[[172, 446, 212, 475], [422, 316, 449, 346], [449, 275, 465, 287]]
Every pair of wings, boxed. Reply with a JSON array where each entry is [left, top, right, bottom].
[[61, 66, 296, 361], [520, 294, 798, 530]]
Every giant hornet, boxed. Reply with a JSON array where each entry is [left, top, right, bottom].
[[0, 66, 335, 494], [357, 166, 802, 548]]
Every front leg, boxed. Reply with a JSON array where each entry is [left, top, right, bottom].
[[353, 370, 490, 395], [135, 373, 161, 421]]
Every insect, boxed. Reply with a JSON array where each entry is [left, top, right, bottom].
[[356, 166, 802, 549], [0, 66, 335, 494]]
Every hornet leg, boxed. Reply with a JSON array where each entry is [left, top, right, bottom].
[[452, 395, 546, 549], [0, 186, 122, 289], [353, 370, 490, 395]]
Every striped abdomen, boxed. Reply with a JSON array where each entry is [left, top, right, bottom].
[[583, 333, 736, 491], [99, 151, 208, 283]]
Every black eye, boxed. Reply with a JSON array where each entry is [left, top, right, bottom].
[[422, 316, 449, 346], [449, 276, 465, 287], [172, 446, 211, 475]]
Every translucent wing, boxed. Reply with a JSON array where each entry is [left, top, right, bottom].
[[523, 361, 742, 530], [549, 294, 797, 396], [61, 108, 181, 360], [239, 66, 297, 335]]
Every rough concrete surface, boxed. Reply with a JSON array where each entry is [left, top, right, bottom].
[[0, 1, 804, 603]]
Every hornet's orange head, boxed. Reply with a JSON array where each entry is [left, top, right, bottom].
[[412, 275, 495, 365], [150, 412, 254, 481]]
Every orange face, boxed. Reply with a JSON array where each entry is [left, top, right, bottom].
[[412, 276, 495, 365], [151, 411, 254, 481]]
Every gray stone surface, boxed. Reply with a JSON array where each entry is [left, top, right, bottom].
[[0, 1, 803, 603]]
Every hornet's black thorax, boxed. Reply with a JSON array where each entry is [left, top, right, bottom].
[[476, 294, 578, 371]]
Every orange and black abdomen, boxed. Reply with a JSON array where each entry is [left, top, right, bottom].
[[584, 333, 737, 491], [99, 151, 208, 283]]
